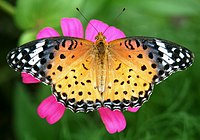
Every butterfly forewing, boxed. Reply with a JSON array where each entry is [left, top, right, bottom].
[[109, 37, 194, 83], [7, 37, 92, 83]]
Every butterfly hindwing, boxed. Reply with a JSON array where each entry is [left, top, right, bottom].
[[106, 37, 194, 109], [103, 55, 154, 110], [51, 52, 103, 112]]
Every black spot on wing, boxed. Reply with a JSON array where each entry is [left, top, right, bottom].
[[126, 36, 193, 84], [124, 40, 135, 50], [7, 37, 83, 85]]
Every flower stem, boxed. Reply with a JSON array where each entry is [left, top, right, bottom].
[[0, 0, 15, 16]]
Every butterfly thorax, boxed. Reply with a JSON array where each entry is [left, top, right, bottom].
[[95, 32, 107, 54], [94, 32, 108, 93]]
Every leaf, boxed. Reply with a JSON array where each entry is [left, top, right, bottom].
[[13, 83, 60, 140], [15, 0, 84, 30], [18, 30, 37, 45], [136, 0, 200, 16]]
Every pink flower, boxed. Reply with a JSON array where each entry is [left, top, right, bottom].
[[24, 18, 140, 134]]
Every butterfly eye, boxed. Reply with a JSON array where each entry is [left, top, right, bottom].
[[95, 36, 99, 40], [103, 36, 106, 40]]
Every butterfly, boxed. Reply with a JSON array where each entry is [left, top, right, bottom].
[[7, 32, 194, 113]]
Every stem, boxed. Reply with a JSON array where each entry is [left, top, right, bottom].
[[0, 0, 15, 16]]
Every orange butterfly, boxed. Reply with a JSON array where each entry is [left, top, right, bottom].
[[7, 19, 194, 114]]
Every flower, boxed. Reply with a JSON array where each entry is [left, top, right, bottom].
[[22, 18, 140, 134], [21, 72, 40, 83], [37, 95, 65, 124]]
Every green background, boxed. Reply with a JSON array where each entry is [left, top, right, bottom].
[[0, 0, 200, 139]]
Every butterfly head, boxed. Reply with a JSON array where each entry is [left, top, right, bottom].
[[95, 32, 106, 41]]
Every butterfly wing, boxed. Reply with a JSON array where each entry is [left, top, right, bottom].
[[103, 37, 194, 110], [7, 37, 102, 112]]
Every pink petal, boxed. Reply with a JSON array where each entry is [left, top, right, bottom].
[[46, 102, 65, 124], [128, 107, 140, 112], [113, 110, 126, 132], [36, 27, 60, 39], [37, 96, 55, 118], [98, 107, 126, 134], [85, 19, 108, 42], [37, 95, 65, 124], [21, 72, 40, 84], [85, 19, 125, 42], [61, 18, 84, 38], [103, 26, 125, 42]]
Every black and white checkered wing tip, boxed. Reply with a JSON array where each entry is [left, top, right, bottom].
[[7, 37, 63, 84], [138, 37, 194, 84]]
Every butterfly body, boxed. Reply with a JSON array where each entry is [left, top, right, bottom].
[[94, 32, 109, 93], [7, 33, 194, 112]]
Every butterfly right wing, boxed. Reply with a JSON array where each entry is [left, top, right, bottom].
[[103, 36, 194, 110]]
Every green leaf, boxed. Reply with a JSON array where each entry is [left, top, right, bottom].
[[18, 30, 37, 45], [80, 0, 107, 19], [15, 0, 84, 30], [14, 83, 60, 140], [0, 0, 15, 16], [136, 0, 200, 16]]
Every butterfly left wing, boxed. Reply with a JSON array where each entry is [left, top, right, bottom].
[[7, 37, 104, 112], [102, 37, 194, 110]]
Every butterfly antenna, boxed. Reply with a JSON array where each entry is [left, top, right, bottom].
[[76, 8, 99, 33], [103, 8, 126, 35]]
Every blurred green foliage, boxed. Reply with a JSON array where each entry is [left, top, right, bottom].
[[0, 0, 200, 139]]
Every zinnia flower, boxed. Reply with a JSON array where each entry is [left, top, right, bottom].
[[21, 18, 140, 134]]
